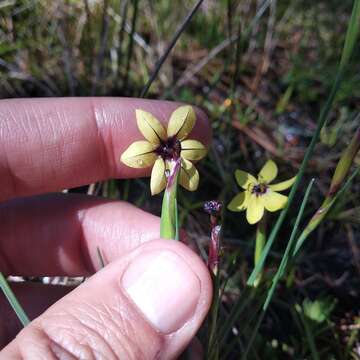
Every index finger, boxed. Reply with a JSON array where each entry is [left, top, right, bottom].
[[0, 97, 210, 201]]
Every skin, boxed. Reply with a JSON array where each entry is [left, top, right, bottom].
[[0, 98, 212, 359]]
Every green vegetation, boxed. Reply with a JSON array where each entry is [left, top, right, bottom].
[[1, 0, 360, 358]]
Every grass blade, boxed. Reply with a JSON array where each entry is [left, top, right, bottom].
[[139, 0, 204, 98], [263, 178, 315, 310], [340, 0, 360, 68], [91, 0, 110, 95], [299, 309, 320, 360], [123, 0, 139, 92], [241, 310, 266, 360], [293, 166, 360, 255], [0, 272, 30, 327], [117, 0, 129, 80], [214, 286, 259, 352], [173, 0, 272, 91], [221, 293, 265, 359]]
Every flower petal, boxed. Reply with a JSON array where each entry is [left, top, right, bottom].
[[179, 158, 199, 191], [235, 170, 257, 189], [120, 141, 157, 168], [167, 105, 196, 140], [136, 109, 166, 145], [181, 139, 207, 161], [150, 158, 166, 195], [227, 191, 249, 212], [246, 194, 265, 224], [269, 176, 296, 192], [258, 160, 278, 183], [263, 190, 288, 212]]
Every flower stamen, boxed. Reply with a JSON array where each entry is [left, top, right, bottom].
[[155, 136, 182, 161], [252, 183, 268, 196]]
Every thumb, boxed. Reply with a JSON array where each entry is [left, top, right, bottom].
[[1, 239, 212, 360]]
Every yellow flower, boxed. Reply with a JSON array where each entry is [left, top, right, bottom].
[[228, 160, 296, 224], [121, 105, 207, 195]]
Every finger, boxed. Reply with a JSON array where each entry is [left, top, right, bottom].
[[0, 282, 72, 347], [0, 193, 166, 276], [2, 240, 212, 360], [0, 98, 210, 201]]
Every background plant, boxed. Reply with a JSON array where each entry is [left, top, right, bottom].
[[1, 0, 360, 358]]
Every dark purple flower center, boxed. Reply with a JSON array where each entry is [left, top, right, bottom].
[[155, 136, 181, 161], [252, 183, 268, 196]]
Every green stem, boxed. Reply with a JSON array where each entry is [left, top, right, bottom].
[[263, 179, 315, 310], [0, 272, 30, 327], [160, 159, 180, 240], [254, 216, 266, 287], [300, 312, 320, 360]]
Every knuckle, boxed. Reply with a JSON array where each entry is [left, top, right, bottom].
[[90, 99, 116, 179]]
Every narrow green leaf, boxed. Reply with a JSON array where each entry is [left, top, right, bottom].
[[298, 308, 321, 360], [263, 179, 315, 310], [0, 272, 30, 327], [122, 0, 139, 91], [214, 287, 257, 352], [340, 0, 360, 68], [293, 166, 360, 255], [241, 310, 266, 360]]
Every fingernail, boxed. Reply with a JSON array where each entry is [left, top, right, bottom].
[[122, 250, 200, 334]]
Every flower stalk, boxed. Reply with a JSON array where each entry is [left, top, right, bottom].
[[254, 215, 266, 287], [204, 200, 223, 274], [204, 200, 223, 360], [160, 159, 181, 240]]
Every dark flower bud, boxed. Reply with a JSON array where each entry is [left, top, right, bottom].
[[203, 200, 223, 217]]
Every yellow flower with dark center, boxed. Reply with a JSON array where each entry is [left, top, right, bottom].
[[228, 160, 296, 224], [121, 105, 207, 195]]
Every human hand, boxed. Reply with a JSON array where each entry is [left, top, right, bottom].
[[0, 98, 212, 359]]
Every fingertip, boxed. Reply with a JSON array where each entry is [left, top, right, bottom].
[[192, 105, 212, 148], [122, 239, 212, 358]]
